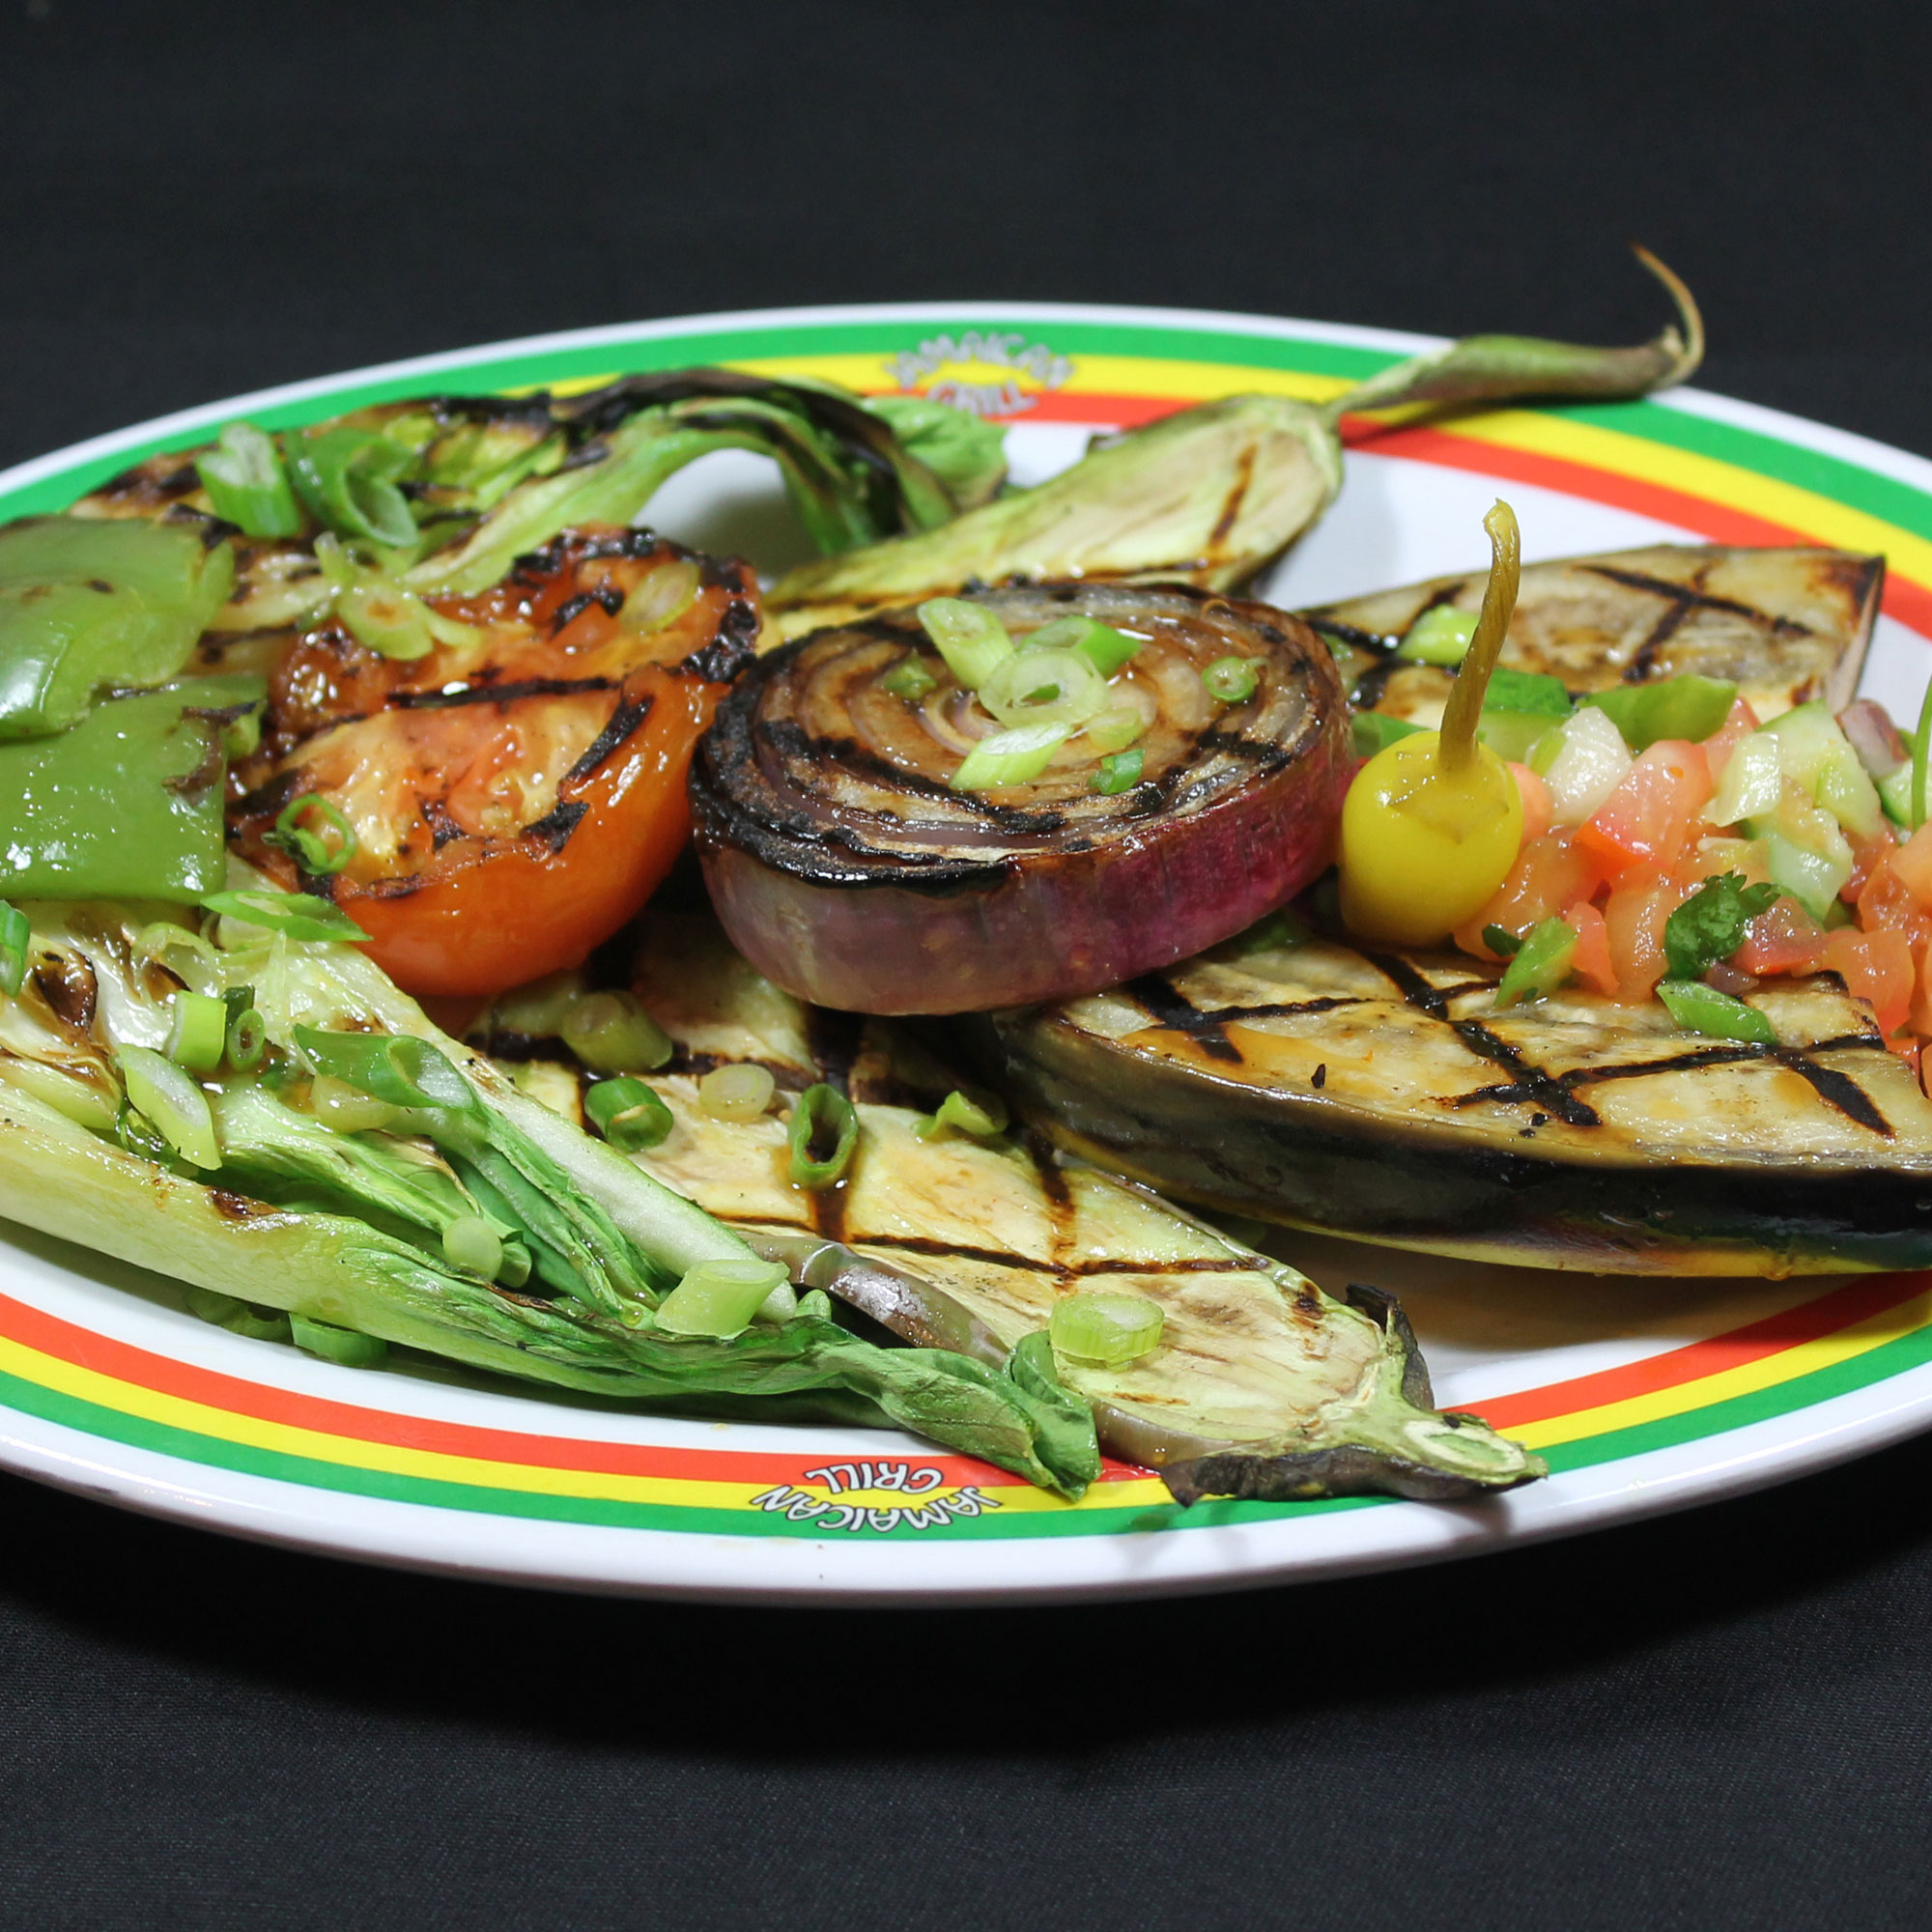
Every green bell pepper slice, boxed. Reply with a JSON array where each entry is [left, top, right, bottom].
[[0, 516, 237, 741], [1581, 674, 1737, 751], [0, 673, 264, 900]]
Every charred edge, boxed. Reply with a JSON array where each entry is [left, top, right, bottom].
[[562, 693, 653, 787], [419, 797, 465, 850], [1161, 1443, 1514, 1507], [551, 585, 625, 636], [232, 768, 309, 825], [678, 591, 760, 684], [1306, 614, 1397, 655], [1122, 975, 1241, 1062], [523, 801, 588, 854], [1178, 995, 1364, 1031], [1344, 1282, 1433, 1408], [508, 526, 674, 585], [1193, 727, 1293, 772], [206, 1189, 266, 1221], [1582, 564, 1817, 644], [31, 954, 98, 1034], [805, 1005, 866, 1095], [1362, 951, 1455, 1019], [656, 1046, 811, 1091], [1021, 1128, 1074, 1245], [389, 675, 617, 711], [853, 1233, 1282, 1280], [1624, 582, 1699, 681], [162, 716, 229, 799]]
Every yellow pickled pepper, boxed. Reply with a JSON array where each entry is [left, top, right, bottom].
[[1338, 500, 1527, 944]]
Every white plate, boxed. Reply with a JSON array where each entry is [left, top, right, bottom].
[[4, 300, 1930, 1603]]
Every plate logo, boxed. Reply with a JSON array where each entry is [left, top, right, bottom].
[[890, 330, 1073, 417], [750, 1459, 1005, 1533]]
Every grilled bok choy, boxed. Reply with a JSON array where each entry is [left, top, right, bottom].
[[469, 915, 1544, 1503], [767, 250, 1703, 639], [0, 886, 1098, 1493]]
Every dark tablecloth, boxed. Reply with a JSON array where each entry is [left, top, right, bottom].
[[4, 4, 1931, 1925]]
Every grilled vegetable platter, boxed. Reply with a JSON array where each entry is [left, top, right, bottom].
[[12, 267, 1932, 1595]]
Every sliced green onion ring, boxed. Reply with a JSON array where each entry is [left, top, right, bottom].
[[165, 990, 229, 1072], [879, 654, 940, 701], [1092, 748, 1144, 794], [441, 1215, 505, 1278], [224, 1006, 267, 1072], [201, 890, 369, 945], [788, 1082, 859, 1188], [286, 427, 417, 548], [1024, 614, 1145, 677], [918, 597, 1014, 690], [978, 647, 1107, 731], [585, 1076, 674, 1151], [1049, 1291, 1165, 1368], [697, 1062, 777, 1122], [195, 421, 302, 539], [913, 1087, 1010, 1141], [290, 1313, 388, 1366], [1083, 705, 1146, 754], [186, 1286, 291, 1342], [950, 721, 1070, 791], [1202, 656, 1261, 704], [655, 1259, 793, 1338], [117, 1045, 220, 1170], [560, 991, 673, 1075], [268, 793, 357, 876]]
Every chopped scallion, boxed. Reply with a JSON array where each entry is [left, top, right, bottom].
[[224, 1006, 267, 1073], [1395, 605, 1479, 666], [978, 646, 1106, 730], [787, 1082, 858, 1188], [1083, 705, 1145, 754], [655, 1258, 793, 1338], [286, 426, 417, 548], [0, 901, 28, 998], [1049, 1291, 1165, 1368], [560, 990, 673, 1075], [195, 421, 303, 540], [117, 1045, 220, 1170], [697, 1062, 777, 1122], [1914, 672, 1932, 832], [1202, 656, 1260, 704], [201, 889, 369, 944], [879, 654, 940, 701], [950, 721, 1069, 791], [914, 1087, 1009, 1141], [1092, 748, 1144, 794], [267, 793, 357, 876], [918, 597, 1014, 690], [290, 1313, 388, 1366], [185, 1286, 291, 1342], [584, 1075, 673, 1151], [1025, 614, 1144, 676], [165, 990, 229, 1072]]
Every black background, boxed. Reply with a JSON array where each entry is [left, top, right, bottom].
[[5, 2, 1932, 1925]]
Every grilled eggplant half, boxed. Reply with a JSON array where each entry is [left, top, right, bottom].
[[477, 915, 1543, 1503], [980, 926, 1932, 1275], [1313, 543, 1882, 726]]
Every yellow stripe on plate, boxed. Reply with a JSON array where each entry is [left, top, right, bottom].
[[1503, 1289, 1932, 1451]]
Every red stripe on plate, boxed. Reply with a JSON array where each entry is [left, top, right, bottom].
[[1470, 1272, 1931, 1431], [0, 1291, 1149, 1486]]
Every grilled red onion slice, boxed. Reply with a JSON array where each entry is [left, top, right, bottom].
[[690, 583, 1350, 1013]]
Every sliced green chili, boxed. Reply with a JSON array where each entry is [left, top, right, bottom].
[[117, 1046, 219, 1169], [788, 1082, 858, 1187], [1494, 916, 1577, 1009], [1656, 978, 1777, 1044], [584, 1076, 674, 1151], [195, 421, 302, 539]]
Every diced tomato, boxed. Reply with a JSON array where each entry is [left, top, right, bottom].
[[1889, 820, 1932, 911], [1894, 1037, 1923, 1081], [1844, 825, 1898, 900], [1564, 901, 1617, 995], [1698, 696, 1761, 784], [1735, 895, 1830, 977], [1856, 853, 1932, 950], [1507, 762, 1552, 845], [1910, 939, 1932, 1038], [1455, 834, 1602, 958], [1602, 866, 1690, 1002], [1576, 740, 1714, 880], [1823, 926, 1915, 1037]]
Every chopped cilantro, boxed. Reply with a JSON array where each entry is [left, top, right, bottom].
[[1662, 871, 1780, 983]]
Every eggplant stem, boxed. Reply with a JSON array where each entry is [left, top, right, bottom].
[[1437, 500, 1520, 775], [1322, 245, 1704, 425]]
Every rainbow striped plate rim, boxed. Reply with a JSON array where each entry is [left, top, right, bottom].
[[4, 299, 1931, 1605]]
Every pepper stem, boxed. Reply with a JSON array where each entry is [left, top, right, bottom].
[[1322, 246, 1703, 426], [1437, 500, 1520, 775]]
